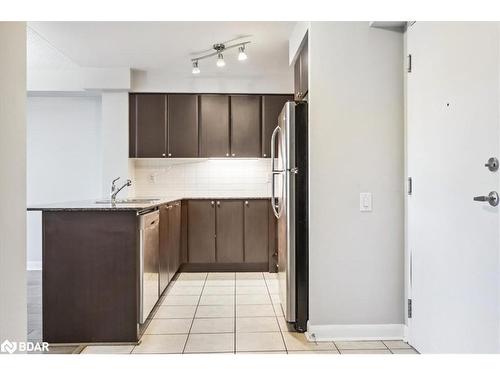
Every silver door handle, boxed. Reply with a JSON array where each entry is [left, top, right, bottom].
[[473, 191, 499, 207], [270, 125, 282, 219], [270, 125, 280, 172]]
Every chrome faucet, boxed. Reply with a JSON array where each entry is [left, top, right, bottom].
[[110, 177, 132, 204]]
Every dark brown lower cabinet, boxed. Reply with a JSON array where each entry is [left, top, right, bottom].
[[184, 199, 275, 271], [159, 205, 170, 293], [168, 201, 181, 279], [187, 200, 216, 263], [216, 200, 244, 263], [244, 200, 269, 264]]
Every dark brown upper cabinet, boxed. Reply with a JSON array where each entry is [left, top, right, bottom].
[[130, 94, 167, 158], [230, 95, 261, 158], [130, 93, 293, 159], [187, 200, 216, 263], [243, 200, 269, 264], [168, 95, 199, 157], [200, 95, 230, 157], [294, 36, 308, 100], [215, 200, 244, 263], [262, 95, 294, 158]]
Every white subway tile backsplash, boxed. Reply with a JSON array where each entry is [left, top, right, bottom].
[[132, 159, 271, 198]]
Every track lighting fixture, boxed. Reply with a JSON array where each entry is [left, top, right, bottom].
[[191, 41, 250, 74]]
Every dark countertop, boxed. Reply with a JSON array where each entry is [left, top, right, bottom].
[[27, 196, 271, 213]]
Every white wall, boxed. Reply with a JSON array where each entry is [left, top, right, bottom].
[[133, 159, 271, 198], [101, 92, 135, 198], [131, 69, 293, 93], [0, 21, 27, 344], [26, 95, 102, 268], [307, 22, 404, 339]]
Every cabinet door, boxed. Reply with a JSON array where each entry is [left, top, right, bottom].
[[262, 95, 293, 158], [188, 200, 216, 263], [244, 200, 269, 263], [294, 57, 301, 100], [230, 95, 261, 157], [299, 38, 308, 98], [129, 94, 137, 157], [168, 201, 181, 277], [216, 200, 244, 263], [168, 94, 199, 157], [200, 95, 230, 157], [268, 201, 278, 273], [159, 205, 170, 293], [133, 94, 167, 158]]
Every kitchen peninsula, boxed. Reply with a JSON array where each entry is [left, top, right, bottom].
[[29, 197, 276, 344]]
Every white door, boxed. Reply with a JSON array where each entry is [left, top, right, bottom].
[[407, 22, 500, 353]]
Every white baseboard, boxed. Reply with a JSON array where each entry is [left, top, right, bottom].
[[306, 323, 406, 342], [27, 261, 42, 270]]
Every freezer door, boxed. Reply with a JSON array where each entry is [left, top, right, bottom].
[[277, 102, 296, 323]]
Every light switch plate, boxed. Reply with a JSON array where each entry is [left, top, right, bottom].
[[360, 192, 372, 212]]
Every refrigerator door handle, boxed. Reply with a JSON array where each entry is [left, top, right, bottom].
[[270, 125, 280, 172], [271, 125, 282, 219]]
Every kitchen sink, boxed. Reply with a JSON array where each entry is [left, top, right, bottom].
[[95, 198, 161, 204]]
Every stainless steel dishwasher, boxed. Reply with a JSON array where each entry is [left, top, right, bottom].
[[139, 209, 160, 324]]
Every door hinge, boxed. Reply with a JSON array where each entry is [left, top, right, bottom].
[[408, 298, 413, 318], [408, 177, 413, 195], [407, 54, 412, 73]]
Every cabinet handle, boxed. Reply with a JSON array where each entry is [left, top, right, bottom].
[[162, 153, 166, 157], [216, 201, 220, 206], [263, 153, 267, 157], [226, 153, 229, 157], [245, 201, 249, 206], [211, 201, 215, 206], [232, 153, 235, 157], [168, 153, 172, 157]]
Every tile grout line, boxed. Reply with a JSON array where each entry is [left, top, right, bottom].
[[263, 272, 288, 354], [233, 274, 236, 354], [382, 340, 394, 354], [181, 273, 208, 354]]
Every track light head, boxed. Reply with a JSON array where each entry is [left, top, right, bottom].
[[216, 53, 225, 67], [192, 60, 200, 74], [238, 46, 247, 61]]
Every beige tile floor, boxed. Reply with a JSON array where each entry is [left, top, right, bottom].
[[81, 272, 418, 355]]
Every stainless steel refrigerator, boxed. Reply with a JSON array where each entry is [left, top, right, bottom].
[[271, 100, 308, 332]]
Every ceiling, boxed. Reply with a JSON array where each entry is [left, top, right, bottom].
[[28, 22, 295, 76]]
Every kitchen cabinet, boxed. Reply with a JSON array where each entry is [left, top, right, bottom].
[[168, 201, 181, 278], [244, 200, 269, 263], [268, 202, 278, 273], [159, 205, 170, 293], [187, 200, 216, 263], [216, 200, 244, 263], [130, 93, 294, 159], [294, 36, 308, 100], [168, 94, 199, 157], [130, 94, 167, 158], [262, 95, 294, 158], [230, 95, 261, 157], [159, 201, 182, 294], [184, 199, 274, 271], [200, 95, 230, 157]]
